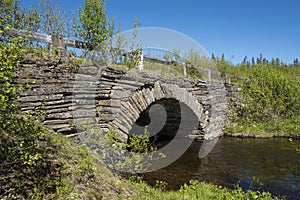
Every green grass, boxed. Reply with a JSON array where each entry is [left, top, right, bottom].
[[38, 132, 137, 199], [225, 118, 300, 138], [131, 179, 276, 200], [143, 62, 184, 78]]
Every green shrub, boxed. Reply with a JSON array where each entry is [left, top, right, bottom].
[[241, 64, 300, 122], [221, 60, 300, 136]]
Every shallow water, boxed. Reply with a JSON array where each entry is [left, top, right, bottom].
[[142, 137, 300, 199]]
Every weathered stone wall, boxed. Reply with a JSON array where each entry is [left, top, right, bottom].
[[191, 81, 228, 139], [14, 59, 80, 134], [14, 59, 230, 140]]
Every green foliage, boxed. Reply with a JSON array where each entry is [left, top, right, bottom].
[[0, 0, 67, 35], [128, 133, 153, 153], [73, 0, 112, 50], [21, 5, 41, 32], [143, 62, 183, 78], [289, 138, 300, 153], [186, 66, 203, 81], [241, 64, 300, 121], [184, 49, 217, 70], [0, 0, 41, 32], [0, 35, 68, 199], [122, 50, 142, 69], [219, 57, 300, 136], [128, 127, 154, 152], [106, 128, 127, 148], [0, 38, 23, 112], [102, 128, 162, 173], [0, 35, 51, 199], [108, 127, 155, 153], [155, 180, 168, 191], [0, 0, 21, 29], [131, 179, 276, 200], [183, 49, 222, 82], [123, 19, 142, 69], [107, 18, 142, 69]]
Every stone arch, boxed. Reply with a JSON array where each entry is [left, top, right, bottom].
[[110, 81, 205, 142]]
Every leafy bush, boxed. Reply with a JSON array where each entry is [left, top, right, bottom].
[[73, 0, 113, 50], [0, 35, 60, 199], [241, 64, 300, 122], [219, 59, 300, 136]]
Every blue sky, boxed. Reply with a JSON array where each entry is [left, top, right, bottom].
[[20, 0, 300, 64]]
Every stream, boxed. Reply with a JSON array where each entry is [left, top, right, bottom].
[[142, 137, 300, 199]]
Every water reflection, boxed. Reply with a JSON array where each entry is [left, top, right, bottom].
[[142, 137, 300, 199]]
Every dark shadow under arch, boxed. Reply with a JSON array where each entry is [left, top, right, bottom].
[[129, 98, 200, 147]]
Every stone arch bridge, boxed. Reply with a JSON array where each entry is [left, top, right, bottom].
[[15, 59, 229, 141]]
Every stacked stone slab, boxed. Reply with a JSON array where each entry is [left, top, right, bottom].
[[14, 58, 230, 140], [15, 58, 79, 134], [202, 82, 228, 140]]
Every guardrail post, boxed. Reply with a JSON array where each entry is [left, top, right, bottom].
[[138, 51, 144, 72], [208, 69, 211, 83], [52, 34, 67, 61], [181, 63, 186, 77]]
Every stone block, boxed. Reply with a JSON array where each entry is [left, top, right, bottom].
[[72, 109, 96, 118], [111, 89, 131, 99], [47, 112, 73, 119], [142, 88, 155, 105], [152, 82, 164, 100], [99, 99, 121, 107], [135, 90, 148, 110]]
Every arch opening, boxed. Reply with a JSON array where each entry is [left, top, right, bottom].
[[128, 98, 200, 149]]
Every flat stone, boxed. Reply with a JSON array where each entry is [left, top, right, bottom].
[[43, 119, 73, 125], [47, 112, 73, 119], [45, 124, 71, 130], [152, 82, 165, 100], [99, 99, 121, 107], [46, 107, 68, 114], [135, 90, 148, 110], [142, 88, 155, 105], [73, 109, 96, 118], [111, 89, 131, 99], [127, 102, 140, 121], [129, 95, 143, 112]]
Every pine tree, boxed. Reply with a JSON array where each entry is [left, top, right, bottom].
[[271, 58, 275, 66], [251, 57, 255, 66], [242, 56, 247, 64], [221, 53, 225, 62], [275, 58, 280, 66], [211, 53, 215, 61], [293, 58, 299, 66]]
